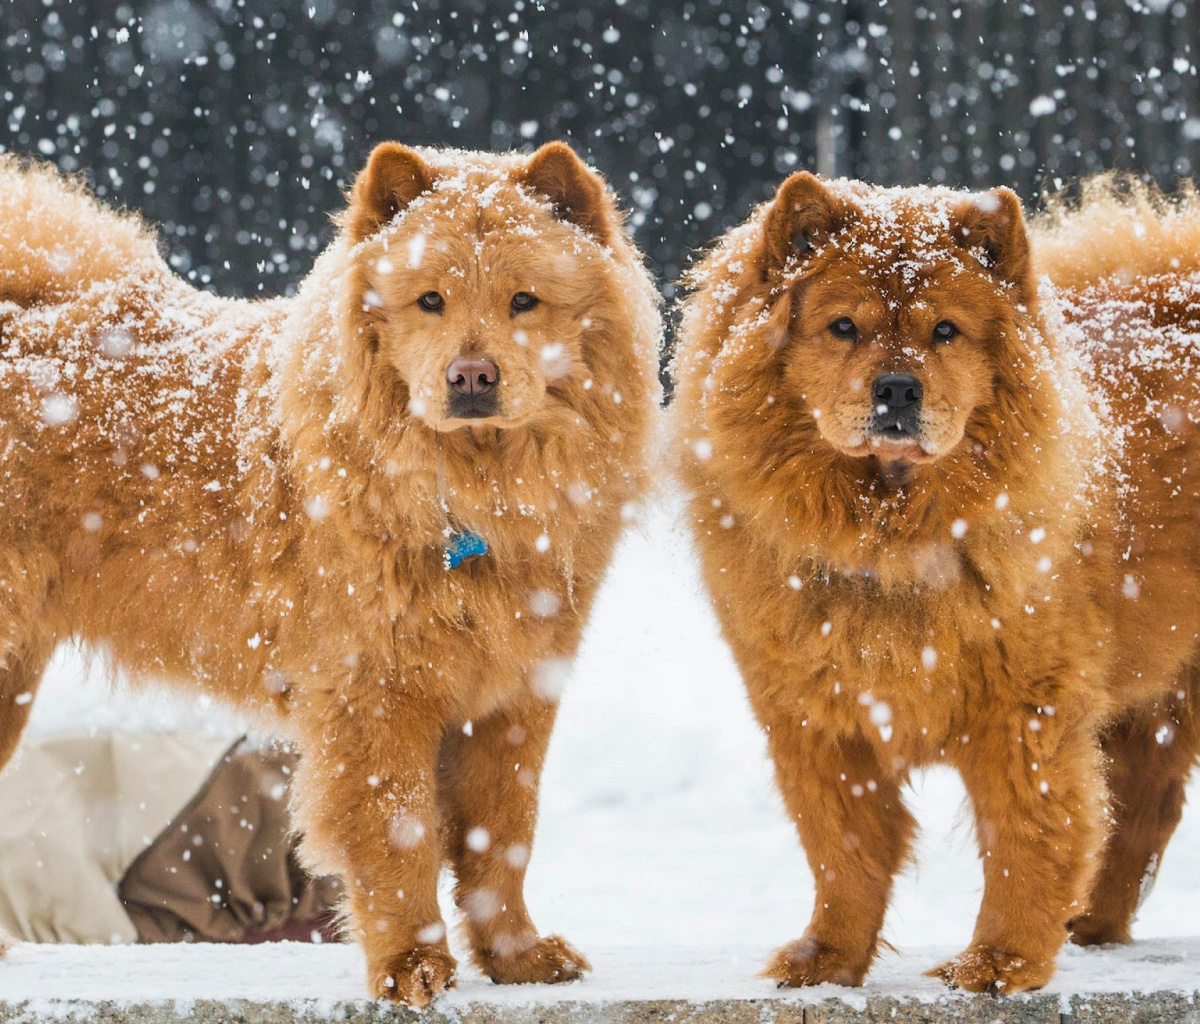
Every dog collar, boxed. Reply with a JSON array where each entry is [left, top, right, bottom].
[[444, 530, 488, 570]]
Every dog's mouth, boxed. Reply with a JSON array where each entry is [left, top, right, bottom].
[[869, 415, 919, 442], [445, 392, 500, 420], [840, 425, 941, 464], [436, 405, 537, 432], [426, 386, 548, 432], [872, 439, 938, 463]]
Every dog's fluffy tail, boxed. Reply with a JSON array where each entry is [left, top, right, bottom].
[[1031, 173, 1200, 293], [0, 153, 159, 308]]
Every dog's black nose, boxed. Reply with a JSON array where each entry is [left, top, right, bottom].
[[872, 374, 923, 412], [446, 355, 499, 396]]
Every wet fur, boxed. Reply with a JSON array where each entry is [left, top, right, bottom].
[[0, 147, 660, 1005], [672, 172, 1200, 994]]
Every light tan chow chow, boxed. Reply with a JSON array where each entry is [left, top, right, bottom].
[[672, 171, 1200, 994], [0, 141, 661, 1005]]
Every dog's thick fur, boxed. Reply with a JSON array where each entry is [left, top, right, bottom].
[[672, 172, 1200, 993], [0, 144, 660, 1005]]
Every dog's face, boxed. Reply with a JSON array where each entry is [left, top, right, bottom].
[[344, 142, 616, 431], [759, 174, 1034, 469]]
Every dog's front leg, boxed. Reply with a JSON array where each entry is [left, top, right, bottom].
[[292, 686, 454, 1007], [438, 695, 590, 985], [758, 711, 917, 988], [932, 704, 1107, 994]]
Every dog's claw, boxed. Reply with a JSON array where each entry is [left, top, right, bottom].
[[762, 936, 870, 988], [478, 934, 591, 985], [369, 945, 457, 1007], [928, 945, 1053, 994]]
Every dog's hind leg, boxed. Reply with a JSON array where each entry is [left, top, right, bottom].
[[438, 696, 590, 986], [0, 635, 54, 772], [0, 623, 53, 956], [1070, 671, 1200, 946], [0, 552, 55, 772]]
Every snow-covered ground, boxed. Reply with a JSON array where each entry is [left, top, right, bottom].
[[19, 494, 1200, 997], [2, 938, 1200, 1005]]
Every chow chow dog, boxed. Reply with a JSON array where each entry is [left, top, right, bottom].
[[0, 142, 661, 1004], [672, 171, 1200, 993]]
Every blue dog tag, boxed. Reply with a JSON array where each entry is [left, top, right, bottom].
[[444, 530, 488, 569]]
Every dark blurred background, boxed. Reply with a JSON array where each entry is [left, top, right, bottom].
[[2, 0, 1198, 306]]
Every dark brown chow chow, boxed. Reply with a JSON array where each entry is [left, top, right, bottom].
[[0, 142, 661, 1005], [672, 171, 1200, 993]]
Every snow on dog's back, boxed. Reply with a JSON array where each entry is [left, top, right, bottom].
[[0, 154, 160, 307]]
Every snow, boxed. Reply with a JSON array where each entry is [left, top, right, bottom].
[[2, 938, 1200, 1007], [17, 491, 1200, 1001]]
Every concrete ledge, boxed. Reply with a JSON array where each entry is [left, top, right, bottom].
[[4, 994, 1200, 1024], [0, 941, 1195, 1023]]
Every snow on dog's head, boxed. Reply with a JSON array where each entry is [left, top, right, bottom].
[[670, 171, 1100, 576], [750, 172, 1038, 467], [341, 141, 628, 432]]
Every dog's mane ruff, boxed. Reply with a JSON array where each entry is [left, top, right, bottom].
[[270, 157, 662, 576], [1032, 173, 1200, 292], [673, 185, 1101, 591]]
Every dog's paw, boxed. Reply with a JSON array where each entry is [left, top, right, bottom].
[[369, 945, 457, 1007], [479, 934, 591, 985], [762, 936, 870, 988], [1068, 914, 1131, 947], [928, 945, 1054, 994]]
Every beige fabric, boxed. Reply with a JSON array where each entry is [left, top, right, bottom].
[[0, 732, 231, 943]]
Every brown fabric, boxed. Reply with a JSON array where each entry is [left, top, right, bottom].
[[119, 740, 341, 944]]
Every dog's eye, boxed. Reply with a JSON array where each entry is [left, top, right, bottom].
[[932, 320, 958, 343], [418, 292, 444, 313], [511, 291, 539, 314], [829, 317, 858, 341]]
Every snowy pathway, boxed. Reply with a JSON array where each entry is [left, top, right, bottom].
[[0, 940, 1197, 1015]]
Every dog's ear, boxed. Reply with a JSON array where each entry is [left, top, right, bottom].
[[517, 142, 613, 244], [761, 171, 849, 276], [346, 143, 433, 243], [953, 188, 1034, 301]]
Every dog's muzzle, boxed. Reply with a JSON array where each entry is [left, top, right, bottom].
[[868, 373, 922, 439]]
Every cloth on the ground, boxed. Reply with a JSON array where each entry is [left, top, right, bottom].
[[119, 742, 341, 943], [0, 733, 340, 944]]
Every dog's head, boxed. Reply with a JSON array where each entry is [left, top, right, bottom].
[[754, 172, 1037, 474], [342, 141, 622, 432]]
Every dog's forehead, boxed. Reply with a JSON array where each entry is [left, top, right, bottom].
[[852, 190, 956, 255], [409, 174, 547, 235], [387, 201, 584, 287], [819, 193, 982, 298]]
